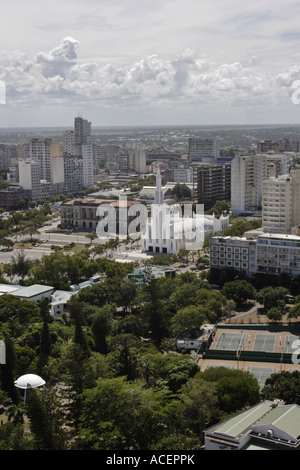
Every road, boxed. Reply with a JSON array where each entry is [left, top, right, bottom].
[[0, 217, 150, 263]]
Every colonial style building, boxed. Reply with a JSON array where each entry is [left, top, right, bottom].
[[60, 197, 143, 237]]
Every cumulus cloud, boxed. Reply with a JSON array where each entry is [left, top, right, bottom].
[[35, 37, 80, 78], [0, 36, 298, 112]]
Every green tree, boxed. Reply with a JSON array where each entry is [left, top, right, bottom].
[[37, 299, 52, 374], [223, 279, 256, 308], [267, 307, 283, 322], [139, 270, 172, 342], [146, 354, 199, 393], [261, 371, 300, 404], [172, 183, 192, 201], [0, 332, 19, 404], [6, 402, 26, 424], [288, 302, 300, 319], [179, 376, 219, 435], [107, 333, 140, 380], [91, 304, 114, 354], [77, 377, 174, 450], [26, 387, 68, 450], [256, 286, 290, 311], [171, 305, 207, 338], [117, 279, 137, 312], [206, 200, 231, 217], [11, 250, 33, 281], [199, 367, 260, 414], [68, 297, 90, 356], [85, 233, 97, 244]]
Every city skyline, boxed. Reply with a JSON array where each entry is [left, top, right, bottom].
[[1, 0, 300, 127]]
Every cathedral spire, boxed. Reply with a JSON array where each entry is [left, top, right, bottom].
[[155, 163, 163, 205]]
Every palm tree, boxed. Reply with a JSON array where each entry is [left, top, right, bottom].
[[11, 250, 33, 280], [288, 303, 300, 319], [6, 403, 26, 424]]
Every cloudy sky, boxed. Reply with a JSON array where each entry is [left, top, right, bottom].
[[1, 0, 300, 127]]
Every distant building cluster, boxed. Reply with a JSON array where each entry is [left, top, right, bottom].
[[0, 116, 149, 207], [3, 124, 300, 276]]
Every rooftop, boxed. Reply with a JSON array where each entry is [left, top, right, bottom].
[[62, 198, 140, 207], [12, 284, 54, 298], [205, 400, 300, 449]]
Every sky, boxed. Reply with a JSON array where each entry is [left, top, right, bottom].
[[1, 0, 300, 127]]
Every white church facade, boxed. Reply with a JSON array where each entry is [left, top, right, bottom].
[[141, 166, 229, 255]]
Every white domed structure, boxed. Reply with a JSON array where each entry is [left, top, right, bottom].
[[14, 374, 45, 390]]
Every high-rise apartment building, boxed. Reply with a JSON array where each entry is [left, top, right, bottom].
[[63, 130, 75, 156], [173, 167, 191, 183], [22, 138, 52, 183], [63, 154, 84, 194], [193, 163, 231, 210], [128, 149, 146, 173], [93, 144, 122, 168], [62, 116, 94, 188], [266, 153, 292, 178], [74, 117, 91, 146], [262, 170, 300, 234], [231, 154, 267, 215], [188, 138, 220, 163], [82, 144, 94, 188]]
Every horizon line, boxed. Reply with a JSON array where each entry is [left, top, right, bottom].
[[1, 122, 300, 130]]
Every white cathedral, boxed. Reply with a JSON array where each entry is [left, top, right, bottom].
[[141, 166, 229, 255]]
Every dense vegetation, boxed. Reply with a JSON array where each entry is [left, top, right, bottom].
[[0, 248, 263, 450], [0, 205, 298, 450]]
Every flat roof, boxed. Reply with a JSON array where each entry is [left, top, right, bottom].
[[0, 284, 22, 295], [258, 233, 300, 241], [12, 284, 54, 298], [62, 198, 140, 207]]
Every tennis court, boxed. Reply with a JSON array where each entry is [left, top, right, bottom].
[[215, 332, 246, 351], [284, 335, 300, 353], [247, 366, 277, 388], [252, 334, 275, 352]]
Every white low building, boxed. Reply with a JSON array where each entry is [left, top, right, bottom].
[[5, 284, 54, 302]]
